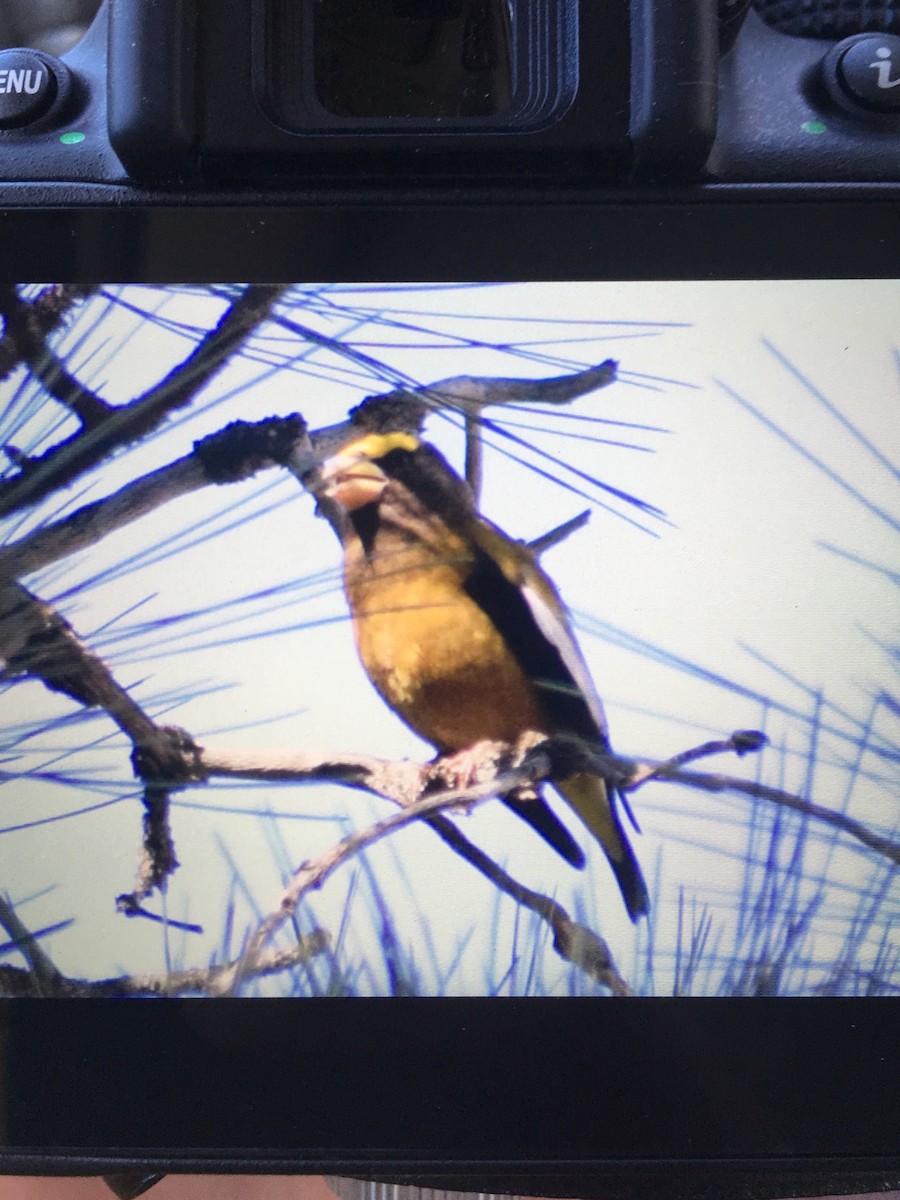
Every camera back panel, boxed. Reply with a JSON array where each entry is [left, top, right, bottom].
[[0, 1, 897, 191]]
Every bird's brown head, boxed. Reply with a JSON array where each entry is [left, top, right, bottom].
[[317, 432, 421, 512], [318, 430, 468, 560]]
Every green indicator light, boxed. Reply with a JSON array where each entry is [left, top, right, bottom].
[[801, 120, 828, 135], [59, 131, 86, 145]]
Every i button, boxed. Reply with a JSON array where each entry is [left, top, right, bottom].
[[0, 49, 61, 130], [831, 33, 900, 114]]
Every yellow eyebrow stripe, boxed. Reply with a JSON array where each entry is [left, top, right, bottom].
[[340, 432, 420, 459]]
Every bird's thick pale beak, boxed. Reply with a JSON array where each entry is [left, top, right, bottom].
[[318, 451, 388, 511]]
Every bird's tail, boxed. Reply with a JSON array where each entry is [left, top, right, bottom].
[[555, 772, 650, 921], [502, 790, 587, 869]]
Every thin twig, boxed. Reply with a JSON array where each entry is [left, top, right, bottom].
[[657, 768, 900, 867], [297, 360, 621, 475], [464, 410, 483, 500], [0, 893, 66, 996], [529, 509, 591, 555], [628, 730, 767, 785], [199, 745, 428, 804]]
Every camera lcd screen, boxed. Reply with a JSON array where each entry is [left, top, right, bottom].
[[0, 278, 896, 1003]]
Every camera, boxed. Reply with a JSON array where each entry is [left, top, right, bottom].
[[0, 0, 898, 190], [0, 3, 897, 1197]]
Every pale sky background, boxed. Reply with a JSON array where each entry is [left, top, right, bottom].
[[1, 280, 897, 995]]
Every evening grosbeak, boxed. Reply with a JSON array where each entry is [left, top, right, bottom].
[[317, 430, 649, 921]]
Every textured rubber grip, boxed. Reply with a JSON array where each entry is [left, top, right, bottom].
[[752, 0, 898, 38]]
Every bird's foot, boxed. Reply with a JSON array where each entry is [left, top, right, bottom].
[[428, 740, 508, 813]]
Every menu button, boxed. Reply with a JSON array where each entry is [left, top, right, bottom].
[[0, 50, 60, 129]]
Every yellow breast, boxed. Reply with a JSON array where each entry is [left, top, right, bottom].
[[345, 546, 545, 752]]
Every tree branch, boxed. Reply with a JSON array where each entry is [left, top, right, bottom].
[[0, 414, 310, 585], [197, 729, 900, 868], [196, 740, 633, 990], [0, 285, 286, 519], [0, 582, 158, 741], [0, 284, 98, 386], [222, 764, 632, 996], [224, 759, 545, 996], [0, 893, 328, 997], [418, 360, 619, 413], [0, 583, 207, 898], [0, 356, 612, 585], [422, 810, 633, 994], [19, 352, 111, 429]]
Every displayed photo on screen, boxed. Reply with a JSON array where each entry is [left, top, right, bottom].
[[0, 280, 896, 997]]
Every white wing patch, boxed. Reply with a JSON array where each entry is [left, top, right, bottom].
[[519, 579, 610, 741]]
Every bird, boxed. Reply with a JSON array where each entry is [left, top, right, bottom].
[[316, 428, 649, 921]]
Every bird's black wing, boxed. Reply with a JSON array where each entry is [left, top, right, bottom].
[[463, 544, 604, 745]]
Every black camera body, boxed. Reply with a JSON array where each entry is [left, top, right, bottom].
[[0, 0, 898, 195], [0, 3, 897, 1194]]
